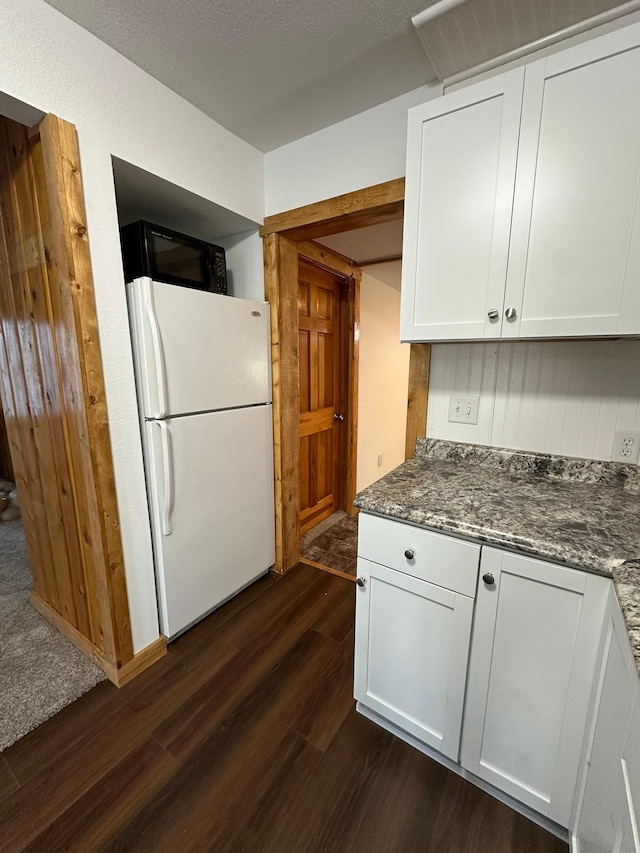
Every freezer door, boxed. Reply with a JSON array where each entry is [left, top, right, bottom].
[[144, 405, 275, 638], [128, 277, 272, 418]]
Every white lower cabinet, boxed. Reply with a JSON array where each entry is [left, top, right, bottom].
[[354, 514, 613, 832], [574, 586, 638, 853], [354, 557, 475, 760], [461, 547, 609, 828]]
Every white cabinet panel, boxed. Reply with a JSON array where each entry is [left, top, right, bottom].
[[461, 548, 608, 827], [575, 586, 638, 853], [357, 512, 480, 597], [622, 693, 640, 852], [505, 32, 640, 338], [400, 70, 524, 342], [354, 558, 474, 760]]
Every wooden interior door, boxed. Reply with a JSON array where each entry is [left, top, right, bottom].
[[298, 261, 344, 533]]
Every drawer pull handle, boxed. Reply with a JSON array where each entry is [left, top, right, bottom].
[[404, 549, 415, 560], [356, 577, 366, 588], [483, 573, 495, 586]]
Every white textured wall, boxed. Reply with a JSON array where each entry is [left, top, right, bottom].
[[0, 0, 264, 652], [217, 230, 264, 301], [264, 84, 442, 216], [427, 340, 640, 462], [357, 271, 411, 491]]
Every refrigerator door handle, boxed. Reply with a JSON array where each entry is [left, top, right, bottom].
[[143, 278, 168, 418], [154, 420, 173, 535]]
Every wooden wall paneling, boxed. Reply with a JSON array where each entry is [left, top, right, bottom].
[[0, 118, 79, 622], [0, 169, 50, 603], [260, 178, 405, 242], [0, 402, 14, 480], [0, 113, 150, 684], [36, 114, 134, 665], [28, 130, 105, 649], [263, 232, 301, 573], [405, 344, 431, 459], [13, 120, 96, 638]]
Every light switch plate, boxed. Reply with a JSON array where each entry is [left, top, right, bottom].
[[448, 395, 480, 425], [612, 429, 640, 464]]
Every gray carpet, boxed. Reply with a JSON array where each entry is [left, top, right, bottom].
[[0, 520, 105, 752]]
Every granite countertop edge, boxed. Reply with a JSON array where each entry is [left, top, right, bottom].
[[354, 440, 640, 675]]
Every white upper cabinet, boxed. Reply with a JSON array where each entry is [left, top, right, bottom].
[[505, 27, 640, 338], [401, 23, 640, 342], [400, 70, 524, 341]]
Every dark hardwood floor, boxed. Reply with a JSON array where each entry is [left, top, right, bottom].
[[0, 564, 568, 852]]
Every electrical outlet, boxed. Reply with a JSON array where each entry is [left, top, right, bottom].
[[448, 395, 480, 425], [612, 430, 640, 464]]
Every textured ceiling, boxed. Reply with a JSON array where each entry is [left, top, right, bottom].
[[43, 0, 435, 152], [42, 0, 635, 153]]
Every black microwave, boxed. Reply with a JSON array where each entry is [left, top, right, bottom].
[[120, 220, 228, 294]]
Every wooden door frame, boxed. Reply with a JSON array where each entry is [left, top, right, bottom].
[[261, 179, 430, 573]]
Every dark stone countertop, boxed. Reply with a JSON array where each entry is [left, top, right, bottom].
[[354, 439, 640, 673]]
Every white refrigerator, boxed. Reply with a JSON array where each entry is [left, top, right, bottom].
[[127, 277, 275, 638]]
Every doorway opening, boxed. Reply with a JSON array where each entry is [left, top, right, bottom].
[[261, 179, 431, 581]]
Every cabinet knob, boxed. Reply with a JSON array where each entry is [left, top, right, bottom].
[[404, 549, 415, 560], [356, 577, 366, 588], [505, 307, 517, 320], [482, 573, 495, 586], [487, 309, 499, 320]]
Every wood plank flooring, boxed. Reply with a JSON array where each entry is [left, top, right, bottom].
[[0, 564, 568, 852]]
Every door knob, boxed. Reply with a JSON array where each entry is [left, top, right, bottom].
[[505, 307, 517, 320], [482, 573, 495, 586], [487, 309, 499, 320], [333, 413, 345, 421]]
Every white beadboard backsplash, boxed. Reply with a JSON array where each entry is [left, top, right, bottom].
[[427, 340, 640, 462]]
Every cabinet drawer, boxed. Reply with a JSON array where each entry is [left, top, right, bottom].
[[357, 513, 480, 597]]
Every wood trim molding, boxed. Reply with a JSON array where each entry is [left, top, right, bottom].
[[342, 272, 360, 516], [260, 178, 405, 242], [263, 233, 301, 573], [299, 557, 357, 584], [114, 636, 167, 687], [298, 241, 356, 278], [30, 592, 166, 687], [405, 344, 431, 459], [37, 114, 134, 667]]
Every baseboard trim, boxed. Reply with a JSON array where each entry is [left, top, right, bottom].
[[356, 702, 569, 843], [115, 636, 167, 687], [299, 556, 357, 583], [29, 592, 166, 687]]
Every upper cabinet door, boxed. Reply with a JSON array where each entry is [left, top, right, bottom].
[[400, 70, 524, 342], [504, 27, 640, 338]]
